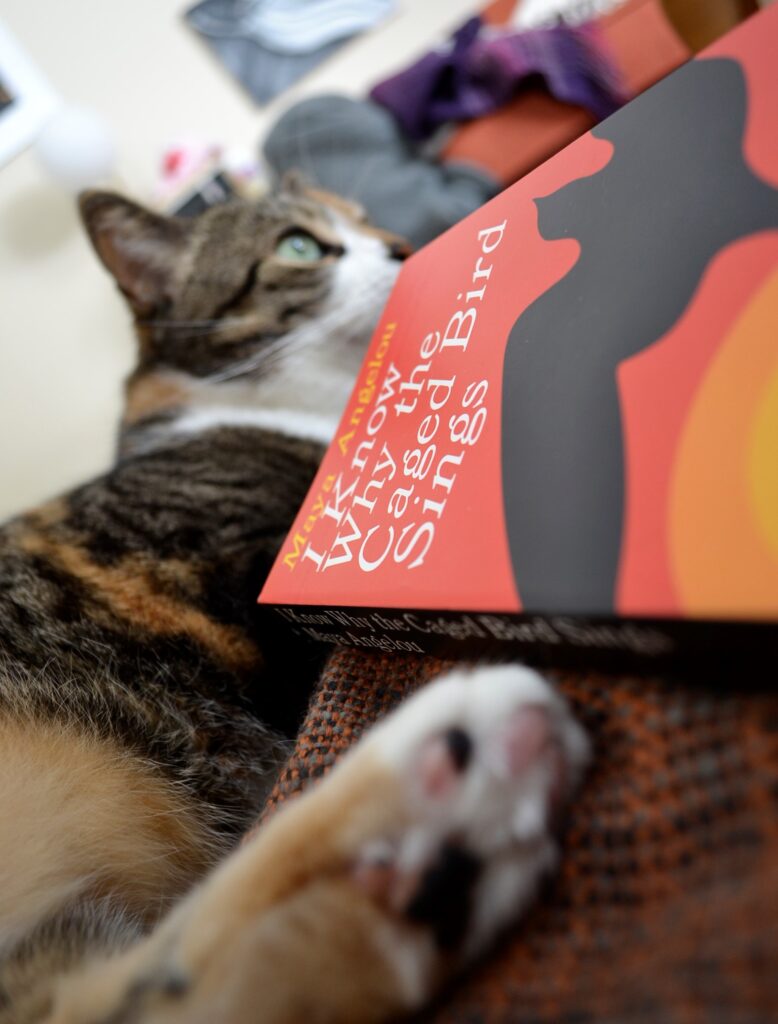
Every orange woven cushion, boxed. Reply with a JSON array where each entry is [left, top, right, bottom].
[[260, 648, 778, 1023]]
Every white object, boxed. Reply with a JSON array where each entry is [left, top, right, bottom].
[[0, 19, 60, 167], [513, 0, 625, 29], [34, 105, 115, 192], [221, 144, 261, 181]]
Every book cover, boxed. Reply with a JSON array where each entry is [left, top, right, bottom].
[[260, 6, 778, 673]]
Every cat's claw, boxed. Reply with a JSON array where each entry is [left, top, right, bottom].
[[48, 666, 589, 1024]]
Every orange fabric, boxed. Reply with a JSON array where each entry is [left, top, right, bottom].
[[260, 647, 778, 1023], [604, 0, 690, 94], [481, 0, 522, 26], [444, 92, 594, 188], [442, 0, 690, 184]]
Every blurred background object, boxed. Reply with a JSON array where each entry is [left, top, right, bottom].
[[186, 0, 397, 103], [0, 19, 59, 167], [34, 105, 116, 192], [0, 0, 478, 522], [0, 0, 767, 522], [662, 0, 759, 49]]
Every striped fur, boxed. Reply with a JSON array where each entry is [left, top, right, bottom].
[[0, 185, 404, 1020]]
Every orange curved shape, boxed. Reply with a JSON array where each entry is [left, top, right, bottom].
[[670, 268, 778, 618], [750, 360, 778, 562], [616, 233, 778, 616]]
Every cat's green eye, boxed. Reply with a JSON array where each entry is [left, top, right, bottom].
[[275, 233, 324, 262]]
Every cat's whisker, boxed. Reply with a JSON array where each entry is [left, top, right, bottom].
[[139, 318, 252, 336], [203, 334, 299, 383], [139, 319, 219, 329]]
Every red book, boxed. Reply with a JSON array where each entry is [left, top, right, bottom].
[[260, 6, 778, 676]]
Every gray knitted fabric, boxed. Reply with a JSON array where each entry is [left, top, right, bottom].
[[263, 94, 499, 248]]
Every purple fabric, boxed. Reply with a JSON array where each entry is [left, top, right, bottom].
[[370, 16, 626, 141]]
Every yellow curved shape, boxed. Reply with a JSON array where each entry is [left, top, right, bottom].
[[670, 268, 778, 618]]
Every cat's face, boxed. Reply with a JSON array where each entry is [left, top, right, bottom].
[[80, 184, 407, 451]]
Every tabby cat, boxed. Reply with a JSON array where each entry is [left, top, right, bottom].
[[0, 182, 588, 1024]]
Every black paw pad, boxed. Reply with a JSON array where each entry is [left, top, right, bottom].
[[444, 727, 472, 772], [406, 843, 481, 951]]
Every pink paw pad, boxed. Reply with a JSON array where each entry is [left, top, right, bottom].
[[417, 727, 473, 799], [500, 706, 551, 777]]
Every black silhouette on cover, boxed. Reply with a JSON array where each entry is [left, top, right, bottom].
[[501, 57, 778, 614]]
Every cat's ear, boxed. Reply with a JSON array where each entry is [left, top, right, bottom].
[[278, 169, 310, 197], [79, 191, 190, 317]]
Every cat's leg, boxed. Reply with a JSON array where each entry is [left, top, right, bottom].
[[48, 665, 589, 1024], [0, 715, 220, 1022]]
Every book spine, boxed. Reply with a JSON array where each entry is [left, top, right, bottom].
[[261, 604, 778, 682]]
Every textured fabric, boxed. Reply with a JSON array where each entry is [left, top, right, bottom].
[[370, 16, 625, 141], [187, 0, 346, 105], [260, 648, 778, 1023], [442, 0, 690, 185], [186, 0, 394, 105], [263, 95, 499, 249]]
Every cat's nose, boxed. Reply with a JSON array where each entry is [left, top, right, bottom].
[[388, 239, 412, 261]]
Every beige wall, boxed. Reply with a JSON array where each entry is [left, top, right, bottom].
[[0, 0, 477, 521]]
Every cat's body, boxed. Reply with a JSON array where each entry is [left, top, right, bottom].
[[0, 186, 587, 1023]]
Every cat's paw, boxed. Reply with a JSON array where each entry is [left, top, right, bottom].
[[48, 666, 588, 1024], [354, 664, 590, 958]]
